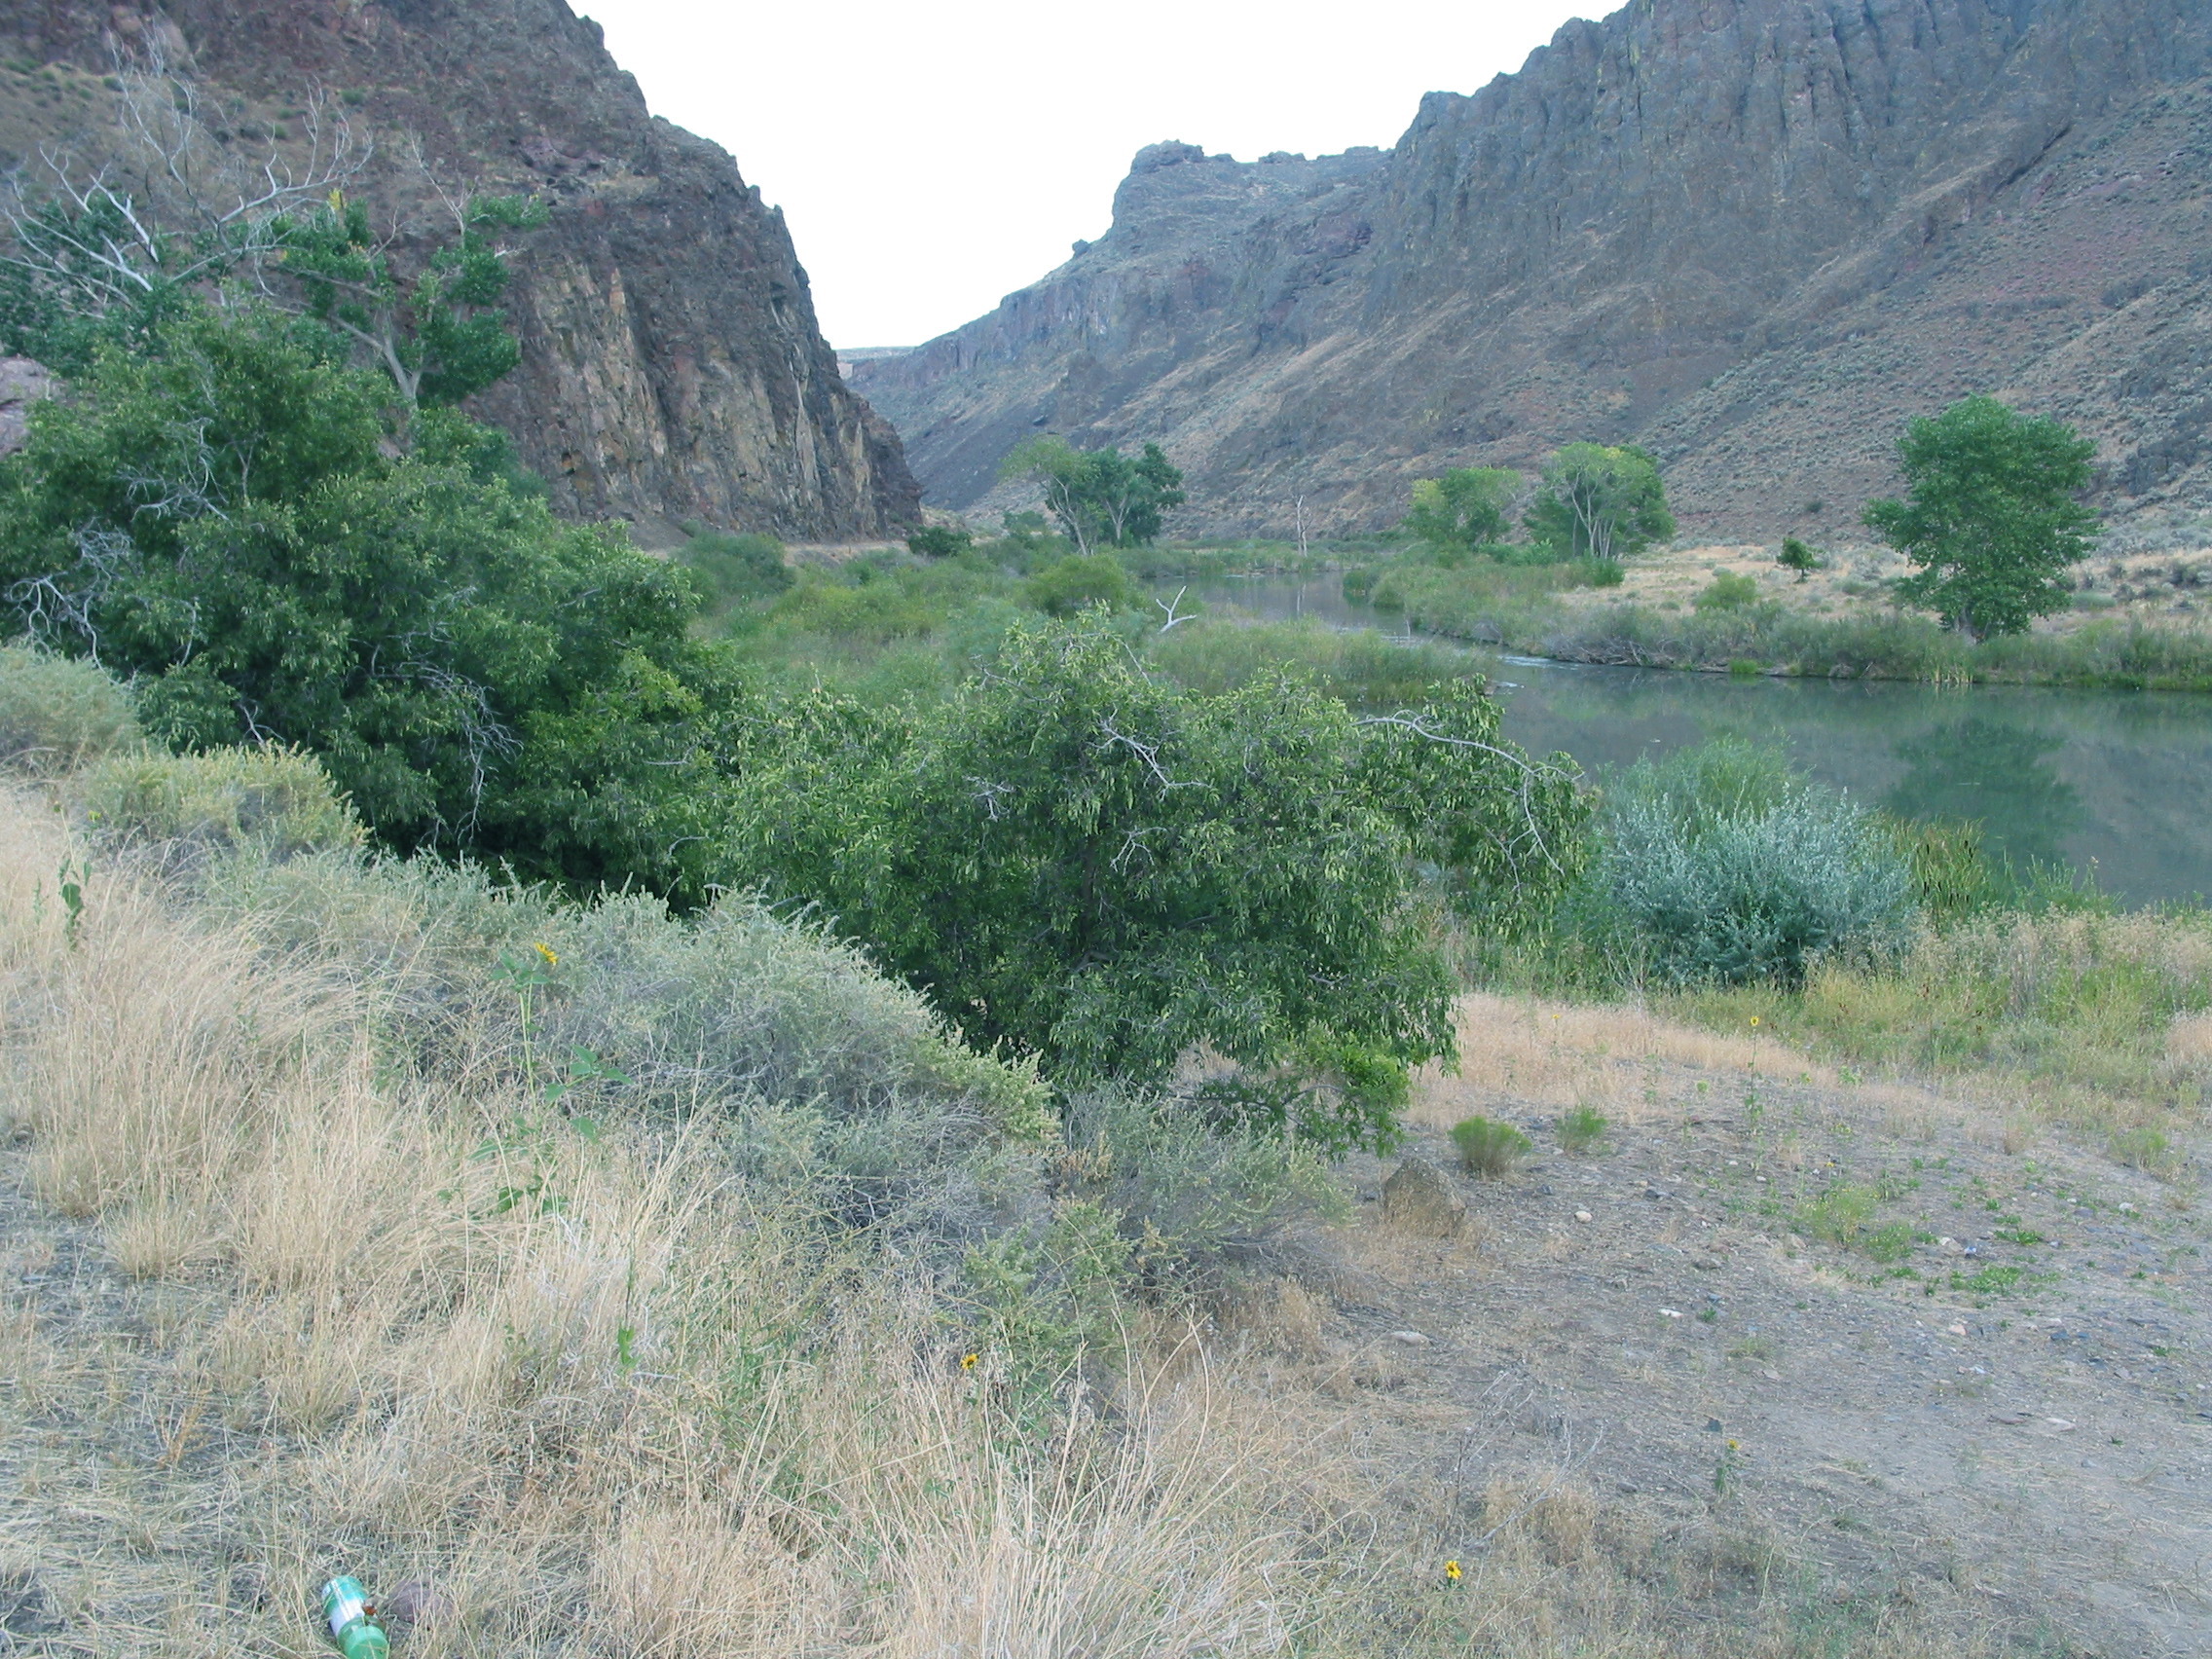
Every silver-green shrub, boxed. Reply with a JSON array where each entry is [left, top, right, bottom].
[[0, 645, 140, 773], [79, 744, 364, 858], [1596, 742, 1916, 985]]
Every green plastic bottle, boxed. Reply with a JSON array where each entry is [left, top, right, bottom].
[[320, 1576, 389, 1659]]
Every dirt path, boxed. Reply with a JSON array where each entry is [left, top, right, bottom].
[[1317, 1001, 2212, 1655]]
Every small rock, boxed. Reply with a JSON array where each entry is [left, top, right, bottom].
[[382, 1579, 454, 1637], [1390, 1330, 1432, 1347], [1574, 1209, 1594, 1223], [1762, 1368, 1781, 1382], [1382, 1155, 1467, 1238], [1644, 1186, 1666, 1200], [1693, 1255, 1722, 1272], [1947, 1322, 1969, 1337]]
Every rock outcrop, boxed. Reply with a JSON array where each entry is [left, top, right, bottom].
[[0, 0, 919, 539], [854, 0, 2212, 541]]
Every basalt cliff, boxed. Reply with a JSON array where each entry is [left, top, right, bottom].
[[853, 0, 2212, 541], [0, 0, 919, 540]]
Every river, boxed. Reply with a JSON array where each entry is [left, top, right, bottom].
[[1161, 574, 2212, 906]]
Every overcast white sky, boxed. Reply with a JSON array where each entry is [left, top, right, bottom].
[[579, 2, 1592, 350]]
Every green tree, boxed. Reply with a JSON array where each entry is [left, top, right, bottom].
[[1862, 396, 2098, 641], [999, 436, 1187, 551], [0, 306, 739, 901], [907, 525, 974, 558], [276, 190, 549, 410], [1777, 537, 1821, 581], [1526, 443, 1675, 565], [1400, 466, 1517, 552], [725, 622, 1585, 1122]]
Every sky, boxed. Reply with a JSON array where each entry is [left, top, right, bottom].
[[579, 1, 1593, 350]]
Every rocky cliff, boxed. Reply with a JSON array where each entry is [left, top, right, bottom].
[[853, 0, 2212, 542], [0, 0, 919, 540]]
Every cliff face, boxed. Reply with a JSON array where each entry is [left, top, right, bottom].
[[0, 0, 920, 539], [854, 0, 2212, 540]]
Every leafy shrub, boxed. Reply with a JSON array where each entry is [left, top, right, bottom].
[[1567, 556, 1626, 588], [1021, 552, 1137, 616], [1558, 1103, 1607, 1154], [678, 529, 793, 610], [1192, 1038, 1412, 1158], [906, 525, 974, 559], [1778, 537, 1821, 580], [1595, 741, 1916, 985], [1695, 571, 1760, 611], [0, 645, 138, 773], [1451, 1114, 1530, 1176]]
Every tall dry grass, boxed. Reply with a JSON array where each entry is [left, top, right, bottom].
[[0, 789, 1343, 1656]]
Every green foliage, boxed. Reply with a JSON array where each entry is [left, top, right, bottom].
[[1526, 443, 1674, 566], [1793, 1182, 1879, 1248], [2109, 1124, 2177, 1175], [907, 525, 974, 559], [1594, 741, 1917, 986], [79, 744, 364, 858], [727, 620, 1583, 1091], [0, 306, 741, 903], [1148, 619, 1482, 707], [1057, 1088, 1346, 1265], [276, 190, 549, 409], [0, 645, 139, 773], [1558, 1104, 1607, 1155], [1863, 396, 2098, 640], [1451, 1115, 1530, 1176], [1194, 1038, 1413, 1158], [1022, 551, 1138, 616], [1880, 817, 2002, 923], [1695, 571, 1761, 611], [1778, 537, 1821, 581], [1401, 467, 1518, 552], [677, 529, 793, 614], [998, 436, 1186, 551]]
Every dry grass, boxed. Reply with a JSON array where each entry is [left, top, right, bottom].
[[1410, 993, 1836, 1133], [0, 784, 2047, 1657]]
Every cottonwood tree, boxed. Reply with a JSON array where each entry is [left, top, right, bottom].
[[1526, 443, 1675, 565], [998, 435, 1186, 551], [1401, 465, 1518, 552], [1863, 395, 2098, 640]]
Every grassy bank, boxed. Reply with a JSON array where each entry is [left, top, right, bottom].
[[1359, 550, 2212, 691]]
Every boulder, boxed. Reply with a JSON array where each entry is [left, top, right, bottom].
[[1382, 1154, 1466, 1238]]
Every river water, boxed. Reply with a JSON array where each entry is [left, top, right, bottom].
[[1161, 574, 2212, 906]]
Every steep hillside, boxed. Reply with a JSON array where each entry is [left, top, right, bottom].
[[0, 1, 920, 539], [853, 0, 2212, 542]]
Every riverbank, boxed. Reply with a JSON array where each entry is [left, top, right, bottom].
[[1364, 542, 2212, 692]]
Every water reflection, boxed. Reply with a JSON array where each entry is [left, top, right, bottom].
[[1884, 719, 2083, 869], [1162, 574, 2212, 905]]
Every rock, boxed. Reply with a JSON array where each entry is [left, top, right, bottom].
[[0, 358, 54, 458], [1389, 1330, 1432, 1346], [0, 1, 919, 538], [856, 0, 2212, 544], [1382, 1155, 1466, 1238], [381, 1578, 454, 1638], [1573, 1209, 1593, 1223]]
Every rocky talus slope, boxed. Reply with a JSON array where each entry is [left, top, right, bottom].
[[0, 0, 919, 540], [853, 0, 2212, 542]]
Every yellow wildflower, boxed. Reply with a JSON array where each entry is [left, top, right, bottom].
[[961, 1352, 978, 1371], [1444, 1559, 1461, 1581], [535, 941, 558, 967]]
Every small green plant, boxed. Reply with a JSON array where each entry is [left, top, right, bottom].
[[2110, 1125, 2176, 1175], [1558, 1103, 1607, 1155], [1714, 1438, 1743, 1495], [1862, 1223, 1920, 1264], [907, 525, 974, 559], [1794, 1182, 1879, 1248], [1727, 1335, 1775, 1362], [1451, 1115, 1531, 1177], [55, 858, 87, 947], [1951, 1264, 2025, 1297]]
